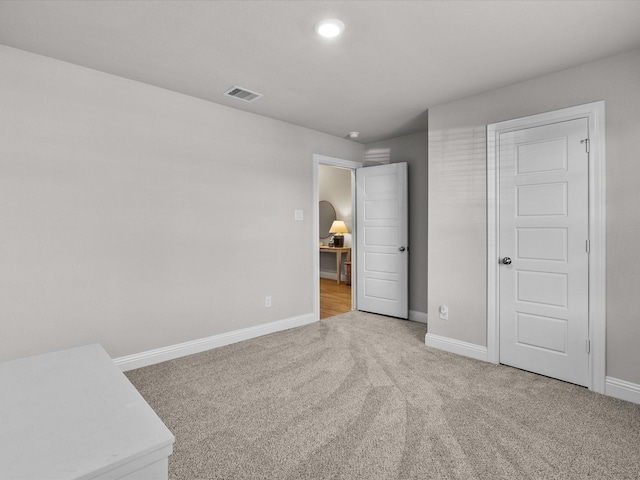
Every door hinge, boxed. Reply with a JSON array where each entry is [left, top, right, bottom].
[[581, 138, 590, 153], [586, 239, 590, 253], [586, 339, 591, 354]]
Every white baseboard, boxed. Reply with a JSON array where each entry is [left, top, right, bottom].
[[425, 333, 488, 362], [320, 270, 347, 282], [605, 376, 640, 405], [409, 310, 428, 324], [423, 336, 640, 405], [114, 313, 317, 372]]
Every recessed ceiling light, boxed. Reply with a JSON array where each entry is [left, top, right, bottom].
[[314, 18, 345, 38], [348, 132, 360, 139]]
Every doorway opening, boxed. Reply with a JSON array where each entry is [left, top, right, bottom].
[[319, 164, 353, 318], [313, 155, 362, 320]]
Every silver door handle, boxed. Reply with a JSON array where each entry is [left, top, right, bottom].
[[399, 246, 406, 252], [501, 257, 512, 265]]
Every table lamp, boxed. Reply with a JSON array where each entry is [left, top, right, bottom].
[[329, 220, 348, 248]]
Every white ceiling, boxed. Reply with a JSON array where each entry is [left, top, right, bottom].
[[1, 0, 640, 143]]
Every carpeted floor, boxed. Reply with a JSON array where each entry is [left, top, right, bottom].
[[126, 311, 640, 480]]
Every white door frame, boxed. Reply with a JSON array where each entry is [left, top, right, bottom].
[[486, 101, 606, 393], [313, 154, 363, 320]]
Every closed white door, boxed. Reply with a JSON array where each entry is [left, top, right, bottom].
[[356, 162, 408, 319], [499, 118, 590, 386]]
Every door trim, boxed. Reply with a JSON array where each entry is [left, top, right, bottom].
[[313, 154, 363, 320], [487, 101, 606, 393]]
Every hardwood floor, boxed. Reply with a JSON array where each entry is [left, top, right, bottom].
[[320, 277, 352, 319]]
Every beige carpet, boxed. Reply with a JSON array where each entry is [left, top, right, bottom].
[[126, 311, 640, 479]]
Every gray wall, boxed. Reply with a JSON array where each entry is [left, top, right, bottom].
[[428, 48, 640, 384], [0, 46, 364, 362], [366, 132, 428, 316]]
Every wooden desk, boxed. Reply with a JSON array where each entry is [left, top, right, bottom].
[[0, 344, 174, 480], [320, 246, 351, 285]]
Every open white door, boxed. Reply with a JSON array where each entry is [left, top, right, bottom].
[[356, 162, 408, 319]]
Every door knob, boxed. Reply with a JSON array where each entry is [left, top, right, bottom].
[[399, 246, 406, 252], [501, 257, 512, 265]]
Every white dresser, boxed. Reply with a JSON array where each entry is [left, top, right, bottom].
[[0, 344, 174, 479]]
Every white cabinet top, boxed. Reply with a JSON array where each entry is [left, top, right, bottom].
[[0, 344, 174, 480]]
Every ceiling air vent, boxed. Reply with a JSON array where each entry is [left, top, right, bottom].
[[223, 86, 263, 103]]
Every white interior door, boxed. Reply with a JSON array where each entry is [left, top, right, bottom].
[[499, 118, 590, 386], [356, 162, 408, 319]]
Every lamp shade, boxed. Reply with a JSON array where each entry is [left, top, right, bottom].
[[329, 220, 349, 234]]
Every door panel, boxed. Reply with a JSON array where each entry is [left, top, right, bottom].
[[516, 312, 567, 353], [517, 270, 568, 307], [362, 226, 397, 245], [499, 118, 589, 386], [517, 228, 567, 261], [356, 163, 408, 319], [517, 182, 567, 216], [517, 138, 567, 174]]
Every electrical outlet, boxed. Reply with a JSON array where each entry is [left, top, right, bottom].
[[439, 305, 448, 320], [265, 296, 272, 308], [294, 210, 303, 221]]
